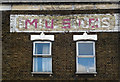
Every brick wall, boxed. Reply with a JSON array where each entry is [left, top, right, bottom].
[[2, 11, 119, 80]]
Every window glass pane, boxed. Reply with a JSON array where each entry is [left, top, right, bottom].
[[34, 57, 42, 72], [34, 57, 52, 72], [35, 43, 50, 55], [77, 57, 95, 73], [78, 43, 93, 55]]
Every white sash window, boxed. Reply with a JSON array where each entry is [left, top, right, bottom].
[[76, 41, 97, 74], [32, 41, 52, 74]]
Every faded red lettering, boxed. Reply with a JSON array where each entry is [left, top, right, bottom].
[[62, 19, 71, 28], [89, 18, 98, 28], [45, 19, 54, 29], [25, 19, 38, 29]]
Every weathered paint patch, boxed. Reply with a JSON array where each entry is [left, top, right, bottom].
[[10, 14, 119, 32]]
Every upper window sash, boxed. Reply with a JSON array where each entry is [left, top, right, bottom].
[[76, 41, 95, 57], [33, 41, 52, 56]]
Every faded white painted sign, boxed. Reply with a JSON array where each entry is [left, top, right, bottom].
[[10, 14, 119, 32]]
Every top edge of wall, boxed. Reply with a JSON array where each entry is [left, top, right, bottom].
[[1, 0, 120, 3]]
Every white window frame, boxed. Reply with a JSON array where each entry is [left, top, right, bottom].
[[76, 41, 97, 74], [32, 41, 52, 74]]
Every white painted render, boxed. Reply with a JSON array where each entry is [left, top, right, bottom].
[[10, 14, 119, 32]]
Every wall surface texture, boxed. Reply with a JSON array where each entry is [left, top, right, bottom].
[[2, 11, 119, 81]]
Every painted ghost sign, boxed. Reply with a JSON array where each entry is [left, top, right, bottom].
[[10, 14, 119, 32]]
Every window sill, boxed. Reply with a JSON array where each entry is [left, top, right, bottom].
[[31, 72, 53, 74], [75, 72, 97, 75]]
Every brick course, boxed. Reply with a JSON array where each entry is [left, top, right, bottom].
[[11, 4, 118, 10]]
